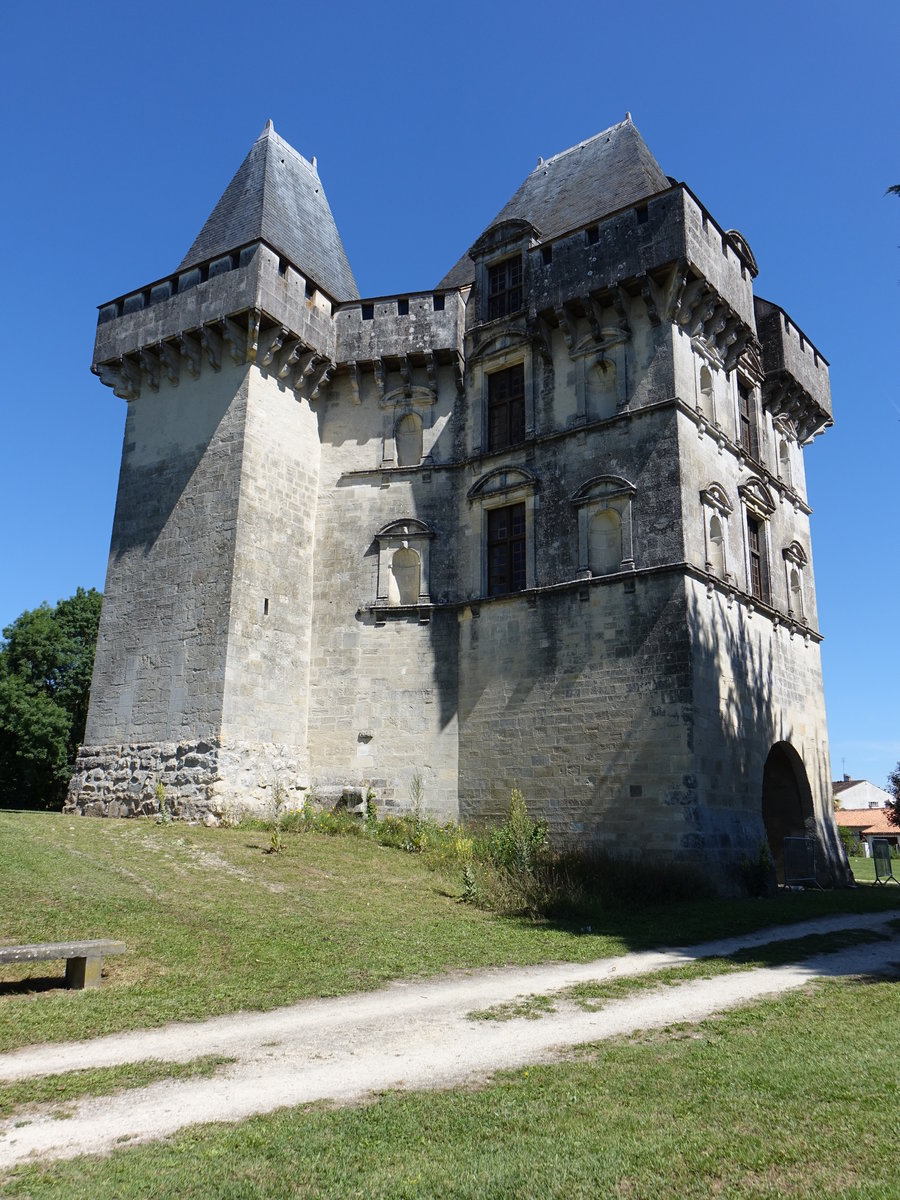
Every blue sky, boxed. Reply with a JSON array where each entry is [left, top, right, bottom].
[[1, 0, 897, 787]]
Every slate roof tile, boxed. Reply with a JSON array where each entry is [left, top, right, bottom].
[[438, 116, 670, 289], [179, 121, 358, 301]]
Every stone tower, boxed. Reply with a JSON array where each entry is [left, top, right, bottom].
[[69, 117, 846, 888]]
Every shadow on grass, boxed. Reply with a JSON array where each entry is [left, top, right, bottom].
[[0, 975, 67, 997]]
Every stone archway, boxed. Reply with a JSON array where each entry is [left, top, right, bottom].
[[761, 741, 815, 883]]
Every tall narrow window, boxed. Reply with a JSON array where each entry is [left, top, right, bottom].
[[747, 515, 766, 601], [487, 257, 523, 320], [487, 503, 526, 595], [738, 381, 758, 459], [488, 364, 525, 451], [789, 567, 803, 618]]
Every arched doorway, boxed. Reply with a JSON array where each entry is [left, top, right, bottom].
[[761, 742, 815, 883]]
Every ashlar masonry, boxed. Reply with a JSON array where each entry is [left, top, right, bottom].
[[67, 116, 846, 888]]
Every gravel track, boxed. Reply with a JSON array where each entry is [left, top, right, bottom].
[[1, 911, 897, 1169]]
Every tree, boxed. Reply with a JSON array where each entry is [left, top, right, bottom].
[[887, 762, 900, 830], [0, 588, 102, 810]]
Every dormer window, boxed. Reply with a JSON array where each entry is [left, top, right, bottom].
[[487, 256, 523, 319]]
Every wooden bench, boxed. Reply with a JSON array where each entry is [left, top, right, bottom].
[[0, 939, 126, 989]]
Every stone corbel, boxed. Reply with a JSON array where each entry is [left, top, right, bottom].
[[703, 301, 730, 346], [309, 360, 334, 400], [139, 347, 160, 392], [200, 325, 222, 372], [92, 360, 140, 400], [723, 328, 752, 373], [400, 355, 413, 397], [613, 287, 631, 336], [292, 351, 323, 392], [158, 341, 180, 386], [259, 325, 288, 369], [527, 315, 554, 364], [219, 316, 247, 365], [555, 305, 576, 353], [178, 332, 201, 378], [640, 278, 661, 326], [426, 352, 437, 391], [674, 276, 707, 327], [664, 259, 690, 321], [373, 359, 387, 400], [246, 309, 261, 363], [277, 339, 304, 380], [454, 350, 465, 394], [347, 362, 361, 405]]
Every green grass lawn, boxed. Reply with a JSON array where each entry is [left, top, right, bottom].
[[847, 853, 900, 885], [1, 811, 898, 1055], [5, 973, 899, 1198]]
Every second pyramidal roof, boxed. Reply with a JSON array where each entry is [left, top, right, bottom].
[[178, 116, 667, 302]]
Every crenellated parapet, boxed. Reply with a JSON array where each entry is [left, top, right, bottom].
[[92, 243, 338, 402], [754, 297, 832, 443]]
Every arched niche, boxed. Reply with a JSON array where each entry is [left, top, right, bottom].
[[571, 475, 636, 576], [395, 412, 423, 467], [374, 519, 434, 606]]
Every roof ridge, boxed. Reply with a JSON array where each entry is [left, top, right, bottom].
[[538, 117, 633, 170]]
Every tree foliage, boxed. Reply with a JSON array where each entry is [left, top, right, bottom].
[[887, 762, 900, 829], [0, 588, 102, 809]]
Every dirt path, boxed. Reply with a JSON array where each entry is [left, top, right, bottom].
[[1, 911, 897, 1169]]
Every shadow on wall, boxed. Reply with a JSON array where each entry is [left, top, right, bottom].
[[686, 586, 847, 888]]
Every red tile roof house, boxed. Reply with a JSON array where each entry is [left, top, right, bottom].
[[833, 807, 899, 853]]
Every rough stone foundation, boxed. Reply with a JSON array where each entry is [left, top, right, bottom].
[[65, 740, 310, 824]]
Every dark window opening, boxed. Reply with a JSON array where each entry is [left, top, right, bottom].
[[263, 598, 269, 616], [488, 503, 526, 596], [278, 257, 288, 276], [635, 205, 649, 225], [397, 298, 409, 316], [586, 226, 599, 246], [738, 381, 758, 459], [747, 516, 767, 602], [305, 279, 315, 299], [488, 363, 526, 451], [361, 303, 374, 321], [541, 245, 553, 265], [487, 257, 523, 319], [433, 294, 445, 311]]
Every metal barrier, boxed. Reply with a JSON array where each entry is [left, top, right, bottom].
[[871, 839, 899, 886], [783, 836, 823, 890]]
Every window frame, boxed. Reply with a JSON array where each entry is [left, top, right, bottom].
[[487, 362, 526, 452], [487, 502, 527, 596], [486, 255, 523, 320]]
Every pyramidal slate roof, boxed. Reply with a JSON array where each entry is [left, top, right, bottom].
[[438, 116, 670, 289], [179, 121, 359, 300]]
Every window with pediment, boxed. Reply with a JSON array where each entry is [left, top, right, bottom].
[[468, 467, 538, 597], [738, 477, 775, 603]]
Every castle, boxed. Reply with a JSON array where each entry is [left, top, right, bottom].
[[67, 116, 845, 887]]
